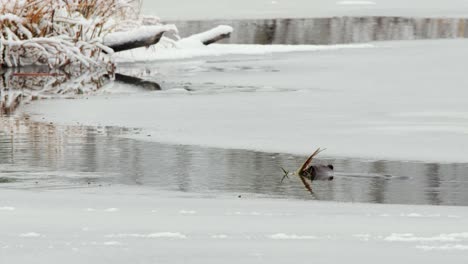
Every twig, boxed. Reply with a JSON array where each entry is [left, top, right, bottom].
[[280, 147, 326, 195], [299, 175, 313, 194]]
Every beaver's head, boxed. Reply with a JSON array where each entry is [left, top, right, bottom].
[[307, 164, 334, 181]]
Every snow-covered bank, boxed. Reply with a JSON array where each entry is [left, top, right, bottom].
[[1, 186, 467, 263], [22, 39, 468, 163], [143, 0, 468, 20]]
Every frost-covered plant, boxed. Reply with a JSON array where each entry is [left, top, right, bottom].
[[0, 0, 140, 69]]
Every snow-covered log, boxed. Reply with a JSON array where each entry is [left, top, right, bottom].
[[104, 25, 178, 52], [182, 25, 233, 45]]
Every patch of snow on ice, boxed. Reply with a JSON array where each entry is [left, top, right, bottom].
[[399, 213, 449, 218], [400, 213, 457, 218], [0, 207, 15, 211], [336, 1, 376, 5], [115, 43, 375, 63], [104, 208, 119, 212], [384, 233, 468, 242], [447, 233, 468, 239], [85, 208, 96, 212], [103, 241, 123, 246], [269, 233, 317, 240], [106, 232, 187, 239], [417, 244, 468, 251], [19, 232, 42, 238], [179, 210, 197, 215], [211, 234, 228, 239], [406, 213, 423, 218]]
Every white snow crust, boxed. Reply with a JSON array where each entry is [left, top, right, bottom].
[[115, 43, 374, 62], [180, 25, 233, 44], [103, 24, 178, 47], [0, 186, 467, 263]]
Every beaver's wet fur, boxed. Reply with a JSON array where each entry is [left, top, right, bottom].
[[301, 164, 334, 181]]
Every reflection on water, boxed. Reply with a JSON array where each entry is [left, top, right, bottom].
[[0, 67, 110, 115], [0, 67, 162, 115], [174, 17, 468, 44], [1, 117, 467, 206]]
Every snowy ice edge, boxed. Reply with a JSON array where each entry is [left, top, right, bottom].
[[115, 43, 375, 63]]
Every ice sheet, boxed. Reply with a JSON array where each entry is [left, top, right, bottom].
[[21, 39, 468, 163], [0, 186, 467, 263]]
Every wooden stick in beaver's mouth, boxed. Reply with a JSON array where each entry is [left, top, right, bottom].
[[281, 147, 326, 194]]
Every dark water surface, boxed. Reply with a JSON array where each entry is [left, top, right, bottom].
[[174, 17, 468, 44], [1, 117, 467, 206]]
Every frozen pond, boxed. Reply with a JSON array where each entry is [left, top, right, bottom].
[[2, 3, 468, 263], [4, 39, 468, 207], [1, 117, 467, 206]]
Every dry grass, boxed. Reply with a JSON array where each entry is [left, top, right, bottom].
[[0, 0, 140, 68]]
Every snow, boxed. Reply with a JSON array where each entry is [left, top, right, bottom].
[[417, 244, 468, 251], [22, 39, 468, 163], [179, 210, 197, 215], [336, 1, 376, 5], [115, 43, 374, 62], [103, 24, 178, 48], [105, 232, 187, 239], [269, 233, 318, 240], [211, 234, 228, 239], [179, 25, 233, 45], [18, 232, 42, 238], [0, 14, 25, 23], [0, 186, 467, 263], [384, 233, 463, 242], [104, 208, 119, 212]]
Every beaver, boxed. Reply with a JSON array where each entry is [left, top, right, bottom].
[[280, 148, 335, 184], [301, 164, 334, 181]]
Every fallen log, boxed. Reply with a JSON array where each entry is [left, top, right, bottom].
[[180, 25, 233, 46], [103, 25, 177, 53], [114, 73, 161, 91]]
